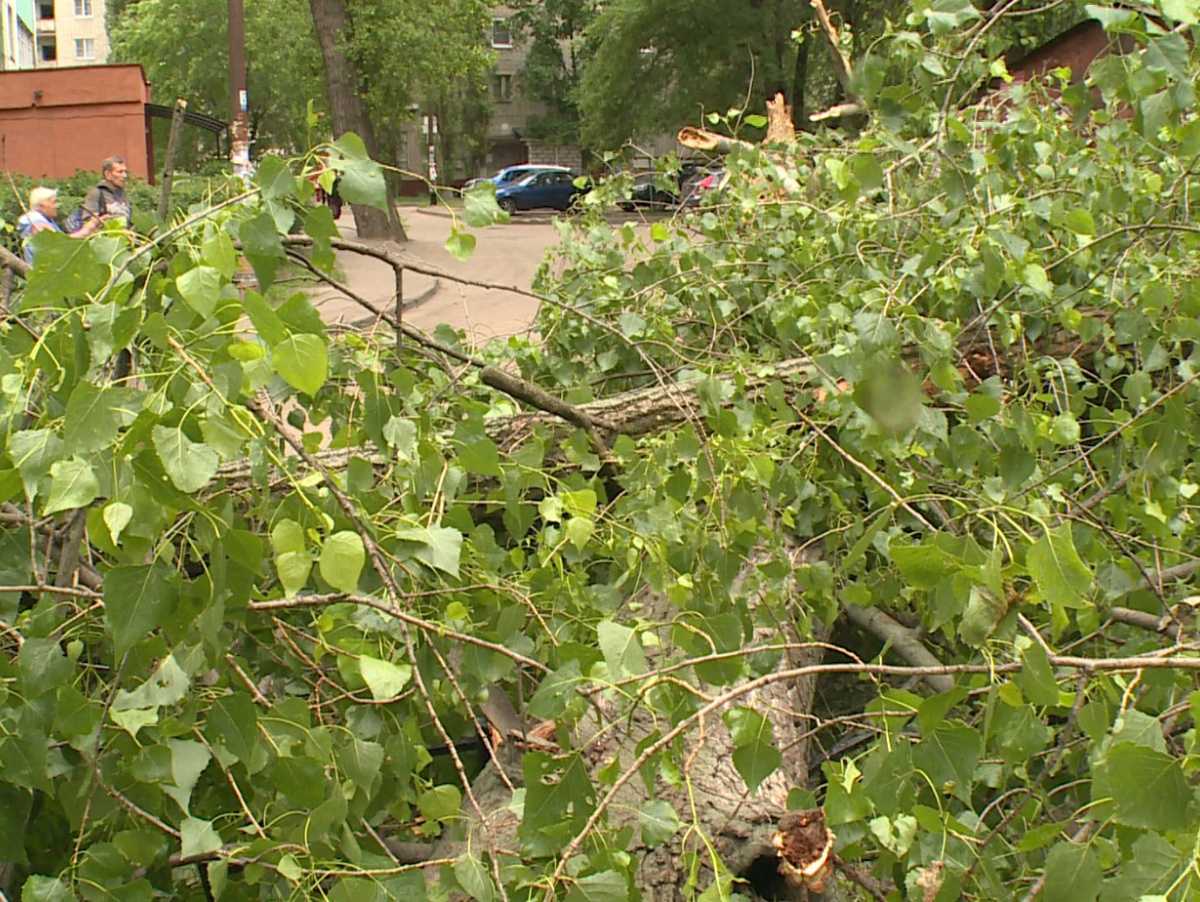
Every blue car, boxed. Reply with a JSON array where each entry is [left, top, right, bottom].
[[462, 164, 569, 193], [495, 169, 586, 213]]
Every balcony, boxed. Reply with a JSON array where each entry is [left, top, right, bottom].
[[36, 17, 55, 33]]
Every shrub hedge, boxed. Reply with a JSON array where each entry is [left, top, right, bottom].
[[0, 164, 242, 257]]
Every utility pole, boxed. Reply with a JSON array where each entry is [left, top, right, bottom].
[[228, 0, 251, 182], [426, 101, 437, 206]]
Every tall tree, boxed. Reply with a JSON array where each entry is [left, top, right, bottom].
[[110, 0, 325, 167], [507, 0, 597, 150], [308, 0, 404, 240]]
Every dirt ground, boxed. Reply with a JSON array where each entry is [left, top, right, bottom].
[[307, 205, 567, 346]]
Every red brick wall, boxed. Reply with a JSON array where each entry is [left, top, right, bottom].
[[0, 64, 153, 181]]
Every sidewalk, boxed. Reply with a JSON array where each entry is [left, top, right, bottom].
[[308, 205, 562, 346]]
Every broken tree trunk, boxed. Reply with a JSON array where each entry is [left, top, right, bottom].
[[430, 543, 844, 902]]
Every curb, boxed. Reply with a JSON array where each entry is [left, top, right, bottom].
[[339, 276, 441, 331]]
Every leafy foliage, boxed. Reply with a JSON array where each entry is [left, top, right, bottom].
[[4, 3, 1200, 902]]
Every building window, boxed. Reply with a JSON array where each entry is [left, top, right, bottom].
[[492, 74, 512, 102], [38, 2, 54, 18], [74, 0, 92, 16], [74, 37, 95, 59], [491, 18, 511, 48], [40, 40, 56, 62]]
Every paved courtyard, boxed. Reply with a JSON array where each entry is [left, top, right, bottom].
[[308, 205, 566, 346]]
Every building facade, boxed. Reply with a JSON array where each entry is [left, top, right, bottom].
[[1, 0, 37, 70], [35, 0, 109, 68], [484, 9, 581, 173]]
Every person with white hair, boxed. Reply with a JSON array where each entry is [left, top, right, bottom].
[[16, 186, 94, 264]]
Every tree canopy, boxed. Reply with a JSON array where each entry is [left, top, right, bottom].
[[4, 1, 1200, 900]]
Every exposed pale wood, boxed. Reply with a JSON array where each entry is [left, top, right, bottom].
[[677, 126, 756, 153]]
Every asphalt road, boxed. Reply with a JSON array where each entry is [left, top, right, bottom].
[[308, 205, 566, 347]]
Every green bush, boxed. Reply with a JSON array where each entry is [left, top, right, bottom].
[[0, 166, 242, 256]]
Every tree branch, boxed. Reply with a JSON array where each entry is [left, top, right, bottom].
[[841, 605, 955, 693]]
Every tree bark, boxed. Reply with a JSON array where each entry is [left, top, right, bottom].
[[307, 0, 405, 241], [430, 543, 837, 902]]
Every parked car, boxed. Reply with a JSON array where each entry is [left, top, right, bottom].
[[620, 173, 679, 211], [495, 169, 587, 213], [617, 161, 708, 211], [680, 166, 729, 207], [462, 164, 571, 194]]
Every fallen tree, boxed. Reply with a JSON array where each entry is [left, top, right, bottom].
[[3, 2, 1200, 901]]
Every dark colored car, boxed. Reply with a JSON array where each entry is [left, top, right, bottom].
[[463, 164, 570, 194], [620, 173, 679, 211], [680, 166, 729, 207], [495, 169, 586, 213]]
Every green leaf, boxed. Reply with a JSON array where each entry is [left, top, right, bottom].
[[1159, 0, 1199, 23], [1096, 743, 1193, 830], [337, 155, 387, 211], [528, 660, 584, 719], [255, 154, 296, 200], [104, 563, 175, 658], [1015, 642, 1060, 706], [201, 228, 238, 278], [457, 436, 503, 477], [639, 800, 681, 846], [912, 724, 981, 802], [958, 586, 1007, 647], [359, 655, 413, 702], [176, 265, 225, 319], [152, 426, 219, 494], [205, 693, 259, 764], [1065, 209, 1097, 235], [241, 290, 287, 345], [724, 707, 782, 792], [416, 784, 462, 823], [564, 871, 628, 902], [1027, 525, 1093, 609], [339, 737, 385, 793], [18, 637, 73, 698], [445, 227, 477, 261], [8, 428, 65, 497], [1022, 263, 1053, 296], [521, 751, 597, 857], [925, 0, 981, 34], [463, 185, 507, 227], [21, 230, 107, 305], [273, 333, 328, 396], [20, 876, 72, 902], [44, 457, 100, 514], [598, 620, 647, 679], [1042, 841, 1101, 902], [453, 855, 495, 902], [392, 525, 463, 577], [239, 212, 284, 290], [272, 519, 311, 597], [319, 531, 365, 593], [164, 739, 211, 814], [0, 728, 50, 792], [64, 383, 130, 453], [180, 817, 223, 860]]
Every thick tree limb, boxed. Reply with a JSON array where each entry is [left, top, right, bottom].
[[811, 0, 860, 107], [677, 127, 757, 154], [841, 604, 955, 693]]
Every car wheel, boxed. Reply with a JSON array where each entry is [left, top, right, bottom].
[[499, 197, 518, 215]]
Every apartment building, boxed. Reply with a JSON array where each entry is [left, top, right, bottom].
[[35, 0, 108, 68], [398, 6, 582, 189], [1, 0, 37, 70], [485, 9, 581, 173]]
